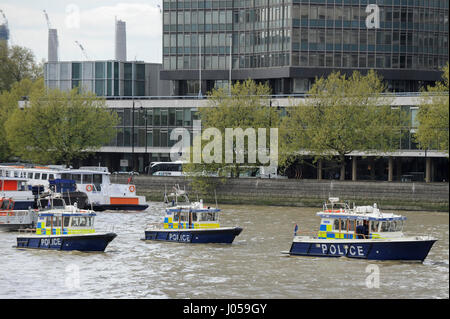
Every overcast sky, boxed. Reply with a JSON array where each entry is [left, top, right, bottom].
[[1, 0, 162, 63]]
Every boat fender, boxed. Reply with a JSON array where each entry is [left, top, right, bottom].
[[129, 185, 136, 193], [86, 185, 94, 192]]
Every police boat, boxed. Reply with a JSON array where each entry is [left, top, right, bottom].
[[282, 197, 437, 262], [142, 185, 242, 244], [15, 194, 117, 252]]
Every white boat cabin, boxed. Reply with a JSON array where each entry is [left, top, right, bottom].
[[316, 198, 406, 240]]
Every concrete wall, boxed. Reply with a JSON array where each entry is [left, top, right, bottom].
[[114, 175, 449, 212]]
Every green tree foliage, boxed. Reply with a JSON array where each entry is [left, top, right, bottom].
[[415, 63, 449, 153], [5, 88, 119, 165], [183, 80, 280, 194], [280, 70, 405, 180], [0, 42, 43, 93], [0, 78, 44, 161]]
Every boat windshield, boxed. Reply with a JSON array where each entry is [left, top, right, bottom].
[[39, 198, 66, 209]]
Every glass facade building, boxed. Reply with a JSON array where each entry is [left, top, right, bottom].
[[44, 61, 169, 97], [160, 0, 449, 94]]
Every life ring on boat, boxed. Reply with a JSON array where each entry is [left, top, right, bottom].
[[129, 185, 136, 193], [86, 184, 94, 192]]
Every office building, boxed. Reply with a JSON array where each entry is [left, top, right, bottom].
[[160, 0, 449, 95]]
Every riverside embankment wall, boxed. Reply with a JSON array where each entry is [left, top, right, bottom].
[[114, 176, 449, 212]]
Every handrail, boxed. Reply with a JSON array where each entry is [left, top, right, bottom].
[[99, 91, 449, 101]]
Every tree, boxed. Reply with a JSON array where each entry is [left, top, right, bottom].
[[5, 88, 119, 166], [183, 80, 280, 193], [280, 70, 405, 181], [0, 78, 44, 161], [0, 42, 42, 93], [415, 63, 449, 153]]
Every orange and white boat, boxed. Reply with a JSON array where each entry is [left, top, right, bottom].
[[59, 167, 148, 211], [0, 165, 148, 212]]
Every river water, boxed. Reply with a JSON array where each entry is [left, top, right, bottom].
[[0, 203, 448, 299]]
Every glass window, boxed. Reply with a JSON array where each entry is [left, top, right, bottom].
[[153, 108, 161, 126], [169, 108, 176, 126], [161, 109, 168, 126], [124, 63, 133, 80], [95, 62, 105, 79]]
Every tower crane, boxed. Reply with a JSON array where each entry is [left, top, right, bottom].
[[0, 9, 11, 44], [43, 9, 51, 29], [75, 41, 90, 60], [0, 9, 7, 26]]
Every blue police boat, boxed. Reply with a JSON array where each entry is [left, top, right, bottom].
[[142, 185, 242, 244], [15, 194, 116, 252], [282, 197, 437, 262]]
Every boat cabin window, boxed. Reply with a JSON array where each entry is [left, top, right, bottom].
[[49, 174, 55, 180], [69, 216, 92, 227], [71, 217, 79, 227], [28, 173, 33, 179], [53, 216, 62, 227], [93, 174, 102, 184], [34, 173, 40, 180], [44, 216, 62, 227], [333, 219, 347, 231], [191, 213, 197, 222], [42, 173, 47, 180], [380, 220, 403, 232], [198, 212, 217, 222], [79, 217, 92, 227], [63, 216, 70, 227], [371, 221, 380, 232]]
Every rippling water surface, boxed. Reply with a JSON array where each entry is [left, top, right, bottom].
[[0, 202, 448, 299]]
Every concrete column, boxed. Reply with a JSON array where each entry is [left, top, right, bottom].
[[388, 157, 394, 182], [425, 157, 431, 183], [396, 158, 402, 180], [317, 159, 323, 180], [352, 156, 357, 181], [369, 158, 376, 180]]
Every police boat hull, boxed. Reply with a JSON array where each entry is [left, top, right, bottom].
[[15, 232, 117, 252], [143, 227, 243, 244], [286, 236, 437, 261]]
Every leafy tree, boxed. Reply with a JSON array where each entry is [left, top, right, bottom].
[[415, 63, 449, 153], [0, 42, 42, 93], [280, 70, 405, 180], [5, 88, 119, 166], [183, 80, 280, 193], [0, 78, 44, 161]]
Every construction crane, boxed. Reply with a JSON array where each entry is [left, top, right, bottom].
[[0, 9, 11, 44], [43, 9, 51, 29], [75, 41, 90, 60], [0, 9, 7, 25]]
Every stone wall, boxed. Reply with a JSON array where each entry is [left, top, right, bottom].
[[113, 175, 449, 211]]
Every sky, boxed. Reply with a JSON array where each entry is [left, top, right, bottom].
[[0, 0, 163, 63]]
